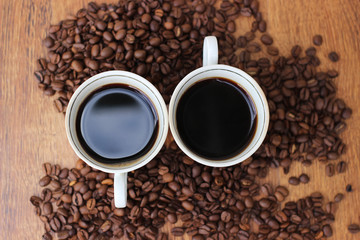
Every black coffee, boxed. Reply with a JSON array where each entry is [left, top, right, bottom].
[[176, 78, 257, 160], [76, 84, 158, 164]]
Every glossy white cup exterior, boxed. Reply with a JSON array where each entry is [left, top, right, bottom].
[[169, 36, 269, 167], [65, 71, 168, 208]]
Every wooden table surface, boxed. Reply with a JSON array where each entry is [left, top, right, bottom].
[[1, 0, 360, 239]]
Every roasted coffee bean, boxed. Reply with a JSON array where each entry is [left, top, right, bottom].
[[43, 37, 54, 48], [182, 201, 194, 211], [346, 184, 353, 192], [171, 227, 184, 236], [334, 193, 344, 203], [167, 213, 177, 224], [42, 163, 52, 176], [57, 230, 69, 240], [258, 20, 266, 32], [313, 35, 323, 46], [221, 211, 232, 222], [39, 176, 51, 187], [348, 224, 360, 234], [246, 42, 261, 53], [72, 192, 83, 206], [60, 194, 72, 204], [162, 173, 174, 183], [260, 34, 273, 45], [267, 46, 279, 56], [86, 198, 96, 210], [323, 224, 333, 237], [43, 202, 53, 215], [325, 164, 335, 177], [326, 202, 335, 214], [328, 51, 339, 62], [288, 177, 300, 185], [336, 161, 347, 173], [299, 173, 310, 184]]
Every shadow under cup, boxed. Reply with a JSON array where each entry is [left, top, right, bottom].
[[169, 65, 269, 167], [65, 72, 168, 172]]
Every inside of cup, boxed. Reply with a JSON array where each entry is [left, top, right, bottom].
[[170, 65, 269, 167], [66, 72, 168, 172]]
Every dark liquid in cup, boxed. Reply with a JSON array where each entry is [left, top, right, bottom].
[[76, 84, 158, 164], [176, 78, 257, 160]]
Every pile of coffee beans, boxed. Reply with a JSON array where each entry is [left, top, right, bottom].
[[33, 0, 352, 177], [31, 151, 337, 240], [31, 0, 354, 239]]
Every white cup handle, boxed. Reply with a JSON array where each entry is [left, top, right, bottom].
[[114, 172, 127, 208], [203, 36, 218, 66]]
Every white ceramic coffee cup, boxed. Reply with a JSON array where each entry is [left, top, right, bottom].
[[65, 70, 168, 208], [169, 36, 269, 167]]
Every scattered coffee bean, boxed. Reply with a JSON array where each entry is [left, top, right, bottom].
[[348, 224, 360, 234], [334, 193, 344, 203], [266, 45, 279, 56], [325, 164, 335, 177], [346, 184, 353, 192], [288, 176, 300, 185], [336, 161, 347, 173], [299, 173, 310, 183], [313, 34, 323, 46], [329, 51, 339, 62], [260, 34, 273, 45]]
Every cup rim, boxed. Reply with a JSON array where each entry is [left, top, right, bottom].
[[169, 64, 269, 167], [65, 70, 169, 173]]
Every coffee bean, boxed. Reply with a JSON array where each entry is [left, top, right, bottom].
[[260, 34, 273, 45], [244, 196, 254, 208], [192, 235, 205, 240], [323, 224, 333, 237], [60, 194, 72, 204], [334, 193, 344, 203], [267, 46, 279, 56], [167, 213, 177, 224], [72, 192, 83, 206], [43, 37, 54, 48], [348, 224, 360, 234], [325, 164, 335, 177], [100, 47, 113, 58], [57, 230, 69, 240], [49, 180, 61, 190], [246, 42, 261, 53], [171, 227, 184, 236], [346, 184, 353, 192], [342, 108, 352, 119], [39, 176, 51, 187], [288, 177, 300, 185], [86, 198, 96, 210], [70, 60, 83, 72], [201, 172, 211, 183], [258, 20, 266, 32], [313, 35, 323, 46], [42, 163, 52, 176], [259, 198, 271, 208], [182, 201, 194, 211], [299, 173, 310, 184], [221, 211, 232, 222], [162, 173, 174, 183], [328, 51, 339, 62], [336, 161, 347, 173]]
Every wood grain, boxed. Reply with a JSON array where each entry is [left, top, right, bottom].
[[0, 0, 359, 239]]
